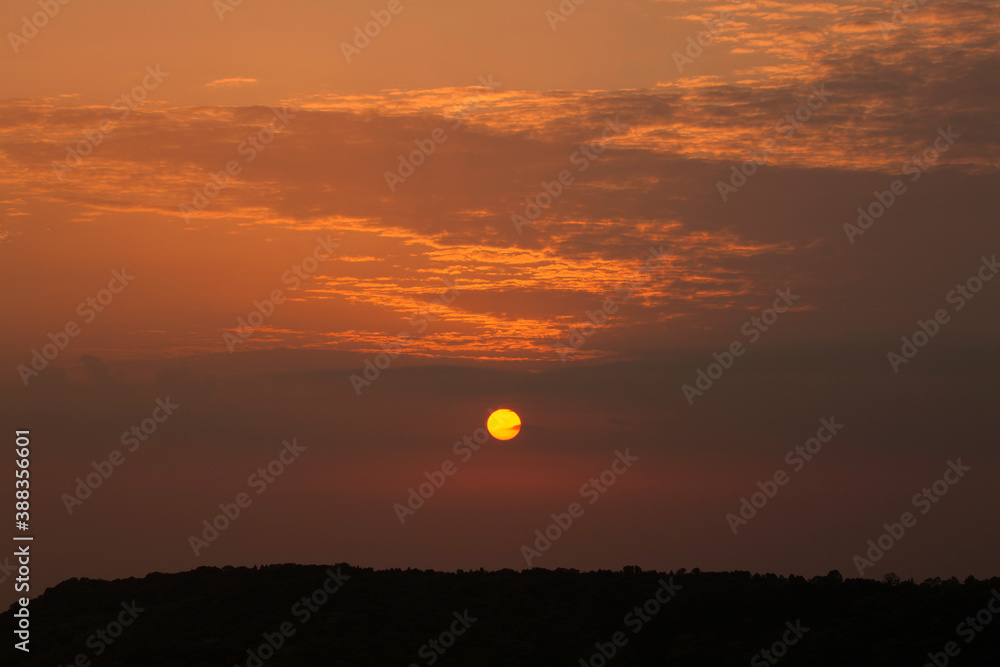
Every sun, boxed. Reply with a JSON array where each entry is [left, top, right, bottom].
[[487, 409, 521, 441]]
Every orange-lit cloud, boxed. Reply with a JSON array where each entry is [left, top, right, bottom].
[[1, 0, 997, 367], [206, 77, 259, 87]]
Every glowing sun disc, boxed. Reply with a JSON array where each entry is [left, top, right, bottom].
[[487, 409, 521, 440]]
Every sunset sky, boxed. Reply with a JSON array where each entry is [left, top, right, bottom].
[[2, 0, 998, 606]]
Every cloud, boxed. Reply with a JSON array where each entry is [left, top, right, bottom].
[[0, 0, 997, 365], [205, 77, 260, 88]]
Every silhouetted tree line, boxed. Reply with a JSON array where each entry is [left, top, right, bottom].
[[3, 564, 999, 666]]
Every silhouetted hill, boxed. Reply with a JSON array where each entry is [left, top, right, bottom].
[[4, 565, 999, 666]]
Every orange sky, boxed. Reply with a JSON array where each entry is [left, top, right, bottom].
[[2, 0, 998, 364], [1, 0, 998, 605]]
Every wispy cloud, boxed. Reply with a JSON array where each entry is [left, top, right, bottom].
[[206, 77, 260, 88]]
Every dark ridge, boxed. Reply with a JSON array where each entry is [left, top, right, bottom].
[[4, 564, 999, 666]]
